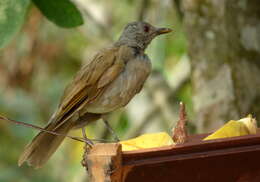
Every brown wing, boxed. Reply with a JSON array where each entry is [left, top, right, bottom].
[[50, 45, 133, 127]]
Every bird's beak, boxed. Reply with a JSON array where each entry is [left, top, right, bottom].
[[155, 27, 172, 35]]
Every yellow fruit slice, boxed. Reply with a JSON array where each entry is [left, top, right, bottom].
[[120, 132, 174, 151], [204, 115, 257, 141]]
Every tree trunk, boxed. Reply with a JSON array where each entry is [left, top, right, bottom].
[[182, 0, 260, 132]]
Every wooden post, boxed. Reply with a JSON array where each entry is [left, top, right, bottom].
[[83, 143, 123, 182]]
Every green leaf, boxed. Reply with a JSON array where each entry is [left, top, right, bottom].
[[0, 0, 30, 49], [33, 0, 84, 28]]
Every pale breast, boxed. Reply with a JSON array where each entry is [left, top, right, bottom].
[[85, 54, 152, 114]]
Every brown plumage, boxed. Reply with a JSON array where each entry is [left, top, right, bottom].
[[18, 21, 172, 168]]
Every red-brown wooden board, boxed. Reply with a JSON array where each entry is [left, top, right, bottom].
[[121, 132, 260, 182]]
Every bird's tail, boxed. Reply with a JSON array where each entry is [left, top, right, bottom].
[[18, 119, 74, 169]]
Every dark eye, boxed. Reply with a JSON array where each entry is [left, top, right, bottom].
[[144, 25, 150, 33]]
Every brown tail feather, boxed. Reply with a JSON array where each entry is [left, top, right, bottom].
[[18, 120, 74, 169]]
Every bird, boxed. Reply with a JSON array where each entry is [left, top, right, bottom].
[[18, 21, 172, 168]]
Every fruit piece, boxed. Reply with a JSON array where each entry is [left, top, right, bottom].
[[204, 115, 257, 141], [120, 132, 174, 151]]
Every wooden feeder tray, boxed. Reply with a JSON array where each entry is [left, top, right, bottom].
[[84, 131, 260, 182]]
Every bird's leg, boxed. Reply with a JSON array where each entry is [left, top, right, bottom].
[[102, 119, 120, 142], [81, 127, 94, 146]]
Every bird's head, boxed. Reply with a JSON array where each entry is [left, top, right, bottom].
[[116, 21, 172, 51]]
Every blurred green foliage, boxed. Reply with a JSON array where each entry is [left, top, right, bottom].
[[0, 0, 83, 49], [0, 1, 192, 182], [33, 0, 84, 28], [0, 0, 30, 48]]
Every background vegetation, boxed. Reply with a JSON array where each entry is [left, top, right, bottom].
[[1, 0, 259, 182], [0, 1, 188, 181]]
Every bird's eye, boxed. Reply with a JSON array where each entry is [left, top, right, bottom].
[[144, 25, 150, 33]]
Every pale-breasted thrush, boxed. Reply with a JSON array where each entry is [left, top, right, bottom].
[[18, 21, 172, 168]]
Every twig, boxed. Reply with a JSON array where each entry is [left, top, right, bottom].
[[0, 115, 111, 143]]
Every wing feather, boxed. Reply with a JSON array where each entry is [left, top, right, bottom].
[[51, 45, 133, 125]]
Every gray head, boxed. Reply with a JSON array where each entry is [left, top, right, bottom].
[[116, 21, 172, 50]]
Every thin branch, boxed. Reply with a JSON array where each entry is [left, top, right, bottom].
[[0, 115, 111, 143]]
